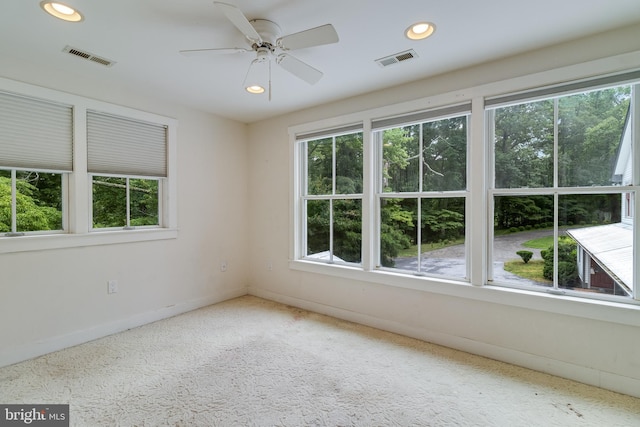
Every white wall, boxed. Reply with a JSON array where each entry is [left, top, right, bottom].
[[247, 23, 640, 398], [0, 57, 250, 366]]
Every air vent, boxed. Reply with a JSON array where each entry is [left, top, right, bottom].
[[63, 45, 116, 67], [375, 49, 418, 68]]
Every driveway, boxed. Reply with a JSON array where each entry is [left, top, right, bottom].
[[393, 229, 555, 284]]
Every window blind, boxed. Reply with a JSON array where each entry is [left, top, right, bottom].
[[0, 90, 73, 171], [485, 69, 640, 108], [371, 103, 472, 131], [87, 111, 167, 177], [295, 123, 363, 141]]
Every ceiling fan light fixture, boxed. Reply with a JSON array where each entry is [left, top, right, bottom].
[[40, 1, 83, 22], [405, 22, 435, 40], [246, 85, 265, 94]]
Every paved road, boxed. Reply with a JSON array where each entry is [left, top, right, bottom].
[[393, 229, 555, 284]]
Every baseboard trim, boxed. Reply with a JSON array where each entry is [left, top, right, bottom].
[[248, 286, 640, 399], [0, 287, 247, 368]]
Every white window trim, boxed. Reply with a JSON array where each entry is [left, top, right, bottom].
[[289, 50, 640, 327], [0, 77, 178, 254]]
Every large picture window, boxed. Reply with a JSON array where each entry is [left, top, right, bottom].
[[293, 69, 639, 304], [488, 82, 636, 298]]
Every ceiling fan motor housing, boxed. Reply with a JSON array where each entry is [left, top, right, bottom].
[[250, 19, 281, 51]]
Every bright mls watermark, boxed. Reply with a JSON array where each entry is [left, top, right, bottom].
[[1, 405, 68, 426]]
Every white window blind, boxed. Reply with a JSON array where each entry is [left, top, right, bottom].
[[87, 111, 167, 177], [371, 103, 471, 130], [0, 90, 73, 171]]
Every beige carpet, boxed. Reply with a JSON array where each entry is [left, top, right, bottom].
[[1, 296, 638, 426]]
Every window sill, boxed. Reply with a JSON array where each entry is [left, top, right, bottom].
[[289, 259, 640, 328], [0, 228, 178, 254]]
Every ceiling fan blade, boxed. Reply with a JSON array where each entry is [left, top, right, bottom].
[[179, 47, 250, 56], [277, 24, 339, 51], [214, 2, 262, 44], [277, 54, 323, 85]]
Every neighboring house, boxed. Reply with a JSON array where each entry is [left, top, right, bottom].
[[566, 109, 633, 296]]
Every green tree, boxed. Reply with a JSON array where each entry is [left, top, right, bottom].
[[0, 176, 61, 232], [542, 236, 578, 286]]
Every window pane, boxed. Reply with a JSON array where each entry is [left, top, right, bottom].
[[494, 100, 554, 188], [419, 197, 466, 278], [380, 198, 417, 269], [307, 138, 333, 195], [93, 176, 126, 228], [333, 199, 362, 263], [0, 170, 65, 233], [561, 194, 631, 296], [381, 125, 420, 193], [558, 87, 631, 187], [306, 199, 330, 258], [130, 178, 159, 226], [15, 171, 63, 232], [493, 195, 553, 287], [422, 117, 467, 191], [335, 133, 363, 194]]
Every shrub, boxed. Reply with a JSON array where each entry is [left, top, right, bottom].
[[516, 250, 533, 264]]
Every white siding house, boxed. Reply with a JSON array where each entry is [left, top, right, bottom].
[[568, 108, 633, 296]]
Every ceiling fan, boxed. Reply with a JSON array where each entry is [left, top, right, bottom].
[[180, 2, 339, 99]]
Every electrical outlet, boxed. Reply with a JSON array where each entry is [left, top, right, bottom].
[[220, 260, 228, 272], [107, 280, 118, 294], [267, 261, 273, 271]]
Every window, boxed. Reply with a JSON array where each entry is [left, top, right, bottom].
[[0, 77, 177, 253], [373, 107, 469, 279], [0, 90, 71, 236], [487, 81, 637, 299], [92, 176, 159, 229], [300, 127, 363, 264], [87, 111, 167, 231], [292, 68, 639, 305]]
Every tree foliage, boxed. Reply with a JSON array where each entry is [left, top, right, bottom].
[[0, 174, 61, 233]]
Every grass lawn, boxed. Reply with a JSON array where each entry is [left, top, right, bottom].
[[503, 259, 551, 283], [522, 235, 554, 249]]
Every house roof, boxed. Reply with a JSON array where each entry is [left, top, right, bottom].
[[566, 223, 633, 292]]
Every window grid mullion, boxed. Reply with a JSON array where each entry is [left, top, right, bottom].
[[11, 169, 17, 233]]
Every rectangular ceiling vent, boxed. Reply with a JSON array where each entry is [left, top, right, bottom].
[[375, 49, 418, 68], [63, 45, 116, 67]]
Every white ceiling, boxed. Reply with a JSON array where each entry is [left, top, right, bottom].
[[2, 0, 640, 123]]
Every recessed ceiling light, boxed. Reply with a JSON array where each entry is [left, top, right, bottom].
[[405, 22, 435, 40], [40, 1, 84, 22], [246, 85, 265, 94]]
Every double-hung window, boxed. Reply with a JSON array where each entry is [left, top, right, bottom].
[[487, 75, 639, 300], [87, 111, 167, 230], [0, 77, 177, 253], [373, 105, 470, 279], [0, 91, 72, 236], [299, 126, 363, 264], [292, 67, 639, 304]]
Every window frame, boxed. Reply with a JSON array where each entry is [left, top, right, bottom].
[[290, 54, 640, 311], [486, 80, 639, 304], [298, 127, 364, 266], [89, 174, 163, 232], [0, 168, 68, 236], [0, 77, 178, 254], [373, 110, 471, 280]]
